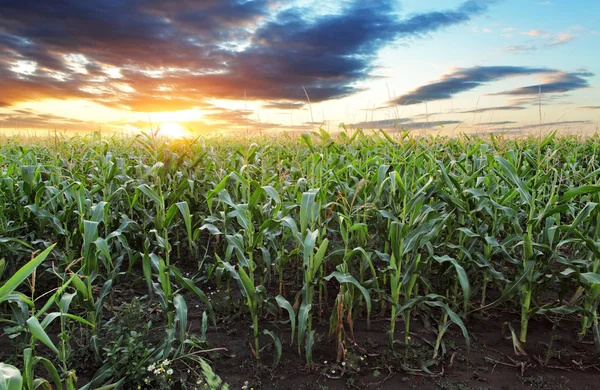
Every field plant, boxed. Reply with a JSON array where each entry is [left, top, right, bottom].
[[2, 129, 600, 386]]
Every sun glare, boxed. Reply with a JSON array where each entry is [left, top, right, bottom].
[[158, 122, 190, 138]]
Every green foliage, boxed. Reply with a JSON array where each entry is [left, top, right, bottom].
[[99, 298, 156, 388], [0, 363, 22, 390], [4, 130, 600, 385]]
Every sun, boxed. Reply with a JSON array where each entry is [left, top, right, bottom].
[[157, 122, 190, 138]]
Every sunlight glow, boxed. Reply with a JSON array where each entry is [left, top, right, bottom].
[[157, 122, 190, 138]]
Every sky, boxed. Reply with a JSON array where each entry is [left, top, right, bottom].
[[0, 0, 599, 137]]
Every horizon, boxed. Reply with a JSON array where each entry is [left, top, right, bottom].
[[0, 0, 599, 137]]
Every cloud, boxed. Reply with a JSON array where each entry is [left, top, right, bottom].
[[521, 29, 547, 37], [0, 109, 109, 132], [507, 94, 569, 106], [579, 106, 600, 110], [549, 32, 576, 46], [391, 66, 593, 105], [391, 66, 554, 105], [500, 44, 538, 53], [459, 106, 526, 114], [262, 101, 305, 110], [491, 71, 593, 96], [350, 118, 461, 129], [502, 27, 585, 53], [490, 120, 592, 132], [0, 0, 497, 116], [477, 121, 517, 126]]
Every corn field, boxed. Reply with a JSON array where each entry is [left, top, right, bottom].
[[1, 129, 600, 389]]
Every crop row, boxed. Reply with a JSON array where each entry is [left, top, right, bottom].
[[1, 130, 600, 388]]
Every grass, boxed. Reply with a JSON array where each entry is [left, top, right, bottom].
[[1, 128, 600, 388]]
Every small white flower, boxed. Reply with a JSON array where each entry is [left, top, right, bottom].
[[323, 360, 327, 364], [166, 368, 173, 375], [342, 362, 346, 366]]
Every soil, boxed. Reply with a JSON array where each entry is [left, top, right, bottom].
[[194, 302, 600, 390], [3, 272, 599, 389]]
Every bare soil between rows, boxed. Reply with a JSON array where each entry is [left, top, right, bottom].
[[191, 304, 599, 390]]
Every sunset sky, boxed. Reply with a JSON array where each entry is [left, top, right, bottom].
[[0, 0, 598, 137]]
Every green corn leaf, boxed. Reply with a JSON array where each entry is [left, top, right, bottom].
[[26, 316, 59, 356], [237, 266, 255, 302], [39, 357, 63, 390], [324, 271, 371, 315], [225, 234, 249, 267], [137, 184, 163, 204], [173, 294, 188, 342], [305, 330, 315, 365], [300, 134, 314, 152], [206, 173, 231, 211], [379, 129, 396, 145], [0, 238, 31, 249], [262, 329, 282, 366], [176, 201, 193, 248], [90, 201, 107, 223], [170, 267, 216, 327], [297, 302, 311, 353], [476, 260, 535, 312], [425, 300, 470, 360], [262, 186, 281, 204], [310, 238, 329, 280], [300, 190, 318, 233], [433, 255, 471, 312], [142, 253, 153, 296], [495, 157, 531, 204], [37, 275, 76, 316], [560, 185, 600, 202], [0, 245, 55, 303], [302, 230, 318, 270], [0, 363, 23, 390], [567, 202, 597, 235], [199, 223, 222, 235], [275, 295, 296, 344]]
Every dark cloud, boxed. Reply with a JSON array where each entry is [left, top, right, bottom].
[[490, 71, 593, 96], [579, 106, 600, 110], [477, 121, 517, 126], [350, 118, 412, 129], [391, 66, 593, 105], [262, 101, 305, 110], [0, 0, 496, 112], [460, 106, 526, 114], [501, 44, 538, 53], [489, 120, 593, 132], [0, 110, 107, 132], [392, 66, 553, 105], [389, 120, 463, 131], [507, 93, 570, 106], [351, 118, 460, 129]]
